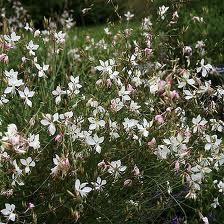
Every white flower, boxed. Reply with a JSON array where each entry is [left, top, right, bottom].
[[142, 17, 152, 30], [196, 59, 213, 77], [137, 118, 152, 137], [197, 80, 211, 94], [85, 134, 104, 153], [158, 5, 169, 20], [1, 203, 16, 222], [54, 31, 66, 44], [163, 134, 189, 157], [111, 98, 124, 111], [178, 71, 195, 88], [67, 76, 82, 95], [124, 11, 134, 21], [4, 72, 24, 94], [118, 86, 131, 102], [202, 216, 209, 224], [108, 160, 127, 178], [4, 32, 20, 45], [26, 40, 39, 56], [5, 69, 18, 78], [35, 63, 49, 77], [217, 180, 224, 193], [123, 118, 138, 131], [104, 27, 112, 35], [18, 87, 35, 107], [75, 179, 92, 197], [210, 119, 223, 132], [24, 23, 33, 32], [50, 154, 70, 177], [41, 113, 59, 135], [20, 157, 35, 173], [28, 134, 40, 150], [12, 160, 24, 186], [156, 145, 170, 159], [88, 117, 105, 130], [59, 111, 74, 123], [183, 89, 196, 100], [0, 94, 9, 106], [192, 115, 207, 133], [52, 86, 66, 104], [130, 101, 141, 113], [95, 59, 114, 74], [91, 177, 107, 191], [211, 197, 220, 208], [204, 135, 221, 151]]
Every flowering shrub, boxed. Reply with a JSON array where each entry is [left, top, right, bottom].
[[0, 2, 223, 224]]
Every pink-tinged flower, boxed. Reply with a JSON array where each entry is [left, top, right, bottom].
[[148, 138, 157, 147], [166, 107, 172, 112], [2, 43, 12, 50], [123, 179, 132, 187], [132, 165, 140, 176], [24, 202, 35, 213], [183, 46, 192, 56], [144, 48, 153, 57], [97, 160, 107, 170], [158, 80, 166, 92], [127, 84, 135, 92], [106, 79, 112, 87], [0, 53, 9, 63], [54, 133, 64, 142], [170, 90, 180, 99], [96, 79, 103, 85], [51, 154, 70, 177], [28, 203, 35, 209], [174, 160, 180, 172], [155, 115, 164, 124]]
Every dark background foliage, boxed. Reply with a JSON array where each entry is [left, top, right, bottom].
[[0, 0, 224, 27]]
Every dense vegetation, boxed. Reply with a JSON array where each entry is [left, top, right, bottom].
[[0, 0, 223, 223]]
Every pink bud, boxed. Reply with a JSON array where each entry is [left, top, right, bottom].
[[54, 133, 63, 142], [166, 107, 172, 112], [133, 165, 140, 176], [170, 90, 180, 99], [158, 80, 166, 92], [167, 79, 173, 86], [96, 79, 103, 85], [0, 53, 8, 63], [28, 203, 35, 209], [144, 48, 153, 56], [148, 137, 156, 147], [110, 100, 116, 110], [3, 43, 12, 50], [62, 158, 70, 167], [106, 79, 112, 87], [155, 114, 164, 124], [97, 160, 107, 170], [174, 160, 180, 172], [123, 179, 132, 187], [127, 84, 134, 92]]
